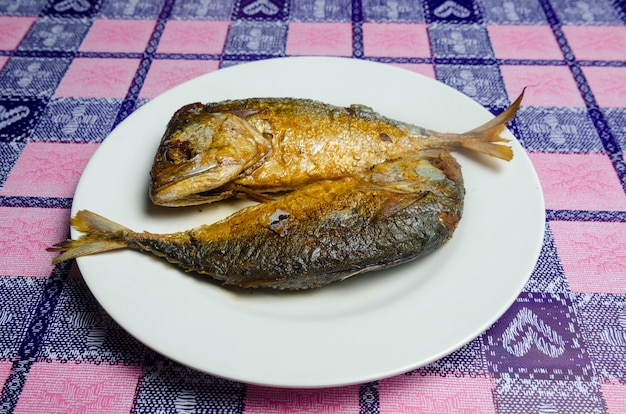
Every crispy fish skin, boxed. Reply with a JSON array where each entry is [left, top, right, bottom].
[[50, 153, 463, 290], [150, 92, 523, 206]]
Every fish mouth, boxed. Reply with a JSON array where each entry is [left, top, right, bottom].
[[149, 108, 271, 207], [150, 164, 243, 207]]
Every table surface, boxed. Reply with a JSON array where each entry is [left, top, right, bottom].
[[1, 0, 626, 412]]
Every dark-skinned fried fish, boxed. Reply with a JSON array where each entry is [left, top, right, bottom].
[[50, 153, 464, 290]]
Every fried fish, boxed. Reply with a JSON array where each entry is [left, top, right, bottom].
[[149, 91, 523, 206], [50, 153, 464, 290]]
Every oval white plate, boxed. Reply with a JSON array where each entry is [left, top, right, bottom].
[[72, 57, 545, 388]]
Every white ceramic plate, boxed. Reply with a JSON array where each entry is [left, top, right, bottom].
[[72, 57, 545, 388]]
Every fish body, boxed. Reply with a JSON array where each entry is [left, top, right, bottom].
[[51, 153, 463, 290], [150, 92, 523, 206]]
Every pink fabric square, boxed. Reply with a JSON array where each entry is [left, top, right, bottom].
[[563, 26, 626, 61], [500, 65, 584, 107], [602, 381, 626, 414], [582, 67, 626, 108], [0, 17, 35, 49], [157, 20, 230, 54], [389, 63, 435, 78], [286, 22, 352, 56], [363, 23, 431, 58], [0, 207, 70, 277], [488, 25, 562, 60], [0, 360, 12, 384], [79, 19, 156, 53], [0, 56, 9, 71], [243, 385, 360, 413], [140, 59, 220, 98], [379, 373, 496, 413], [551, 221, 626, 294], [529, 153, 626, 211], [56, 58, 140, 98], [1, 142, 99, 198], [14, 361, 144, 414]]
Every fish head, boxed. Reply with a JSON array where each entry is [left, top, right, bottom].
[[150, 103, 270, 206]]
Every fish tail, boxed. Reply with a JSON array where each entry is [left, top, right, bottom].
[[455, 89, 525, 161], [47, 210, 132, 264]]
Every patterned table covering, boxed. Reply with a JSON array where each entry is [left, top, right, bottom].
[[1, 0, 626, 412]]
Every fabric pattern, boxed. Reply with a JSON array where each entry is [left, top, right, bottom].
[[1, 0, 625, 412]]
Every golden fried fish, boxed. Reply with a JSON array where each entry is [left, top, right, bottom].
[[50, 153, 464, 290], [149, 91, 523, 206]]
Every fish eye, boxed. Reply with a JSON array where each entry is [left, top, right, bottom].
[[164, 140, 193, 164]]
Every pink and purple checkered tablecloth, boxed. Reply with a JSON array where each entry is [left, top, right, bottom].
[[1, 0, 626, 412]]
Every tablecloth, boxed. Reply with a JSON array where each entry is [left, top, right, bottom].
[[1, 0, 626, 412]]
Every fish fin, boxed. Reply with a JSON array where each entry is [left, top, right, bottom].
[[339, 267, 371, 282], [456, 88, 525, 161], [231, 184, 277, 203], [47, 210, 131, 264], [223, 108, 262, 118], [374, 192, 428, 221]]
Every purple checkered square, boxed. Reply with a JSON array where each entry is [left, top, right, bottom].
[[232, 0, 289, 20], [98, 0, 165, 18], [554, 0, 622, 25], [31, 97, 120, 143], [481, 0, 547, 24], [0, 277, 46, 358], [435, 64, 509, 108], [224, 20, 287, 56], [18, 16, 90, 51], [572, 293, 626, 379], [0, 96, 47, 142], [484, 292, 592, 381], [515, 107, 605, 152], [170, 0, 235, 19], [134, 359, 245, 413], [493, 375, 606, 414], [424, 0, 482, 23], [0, 0, 46, 16], [362, 0, 425, 22], [37, 278, 146, 363], [0, 57, 72, 97], [429, 24, 494, 59], [290, 0, 352, 21], [41, 0, 102, 18]]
